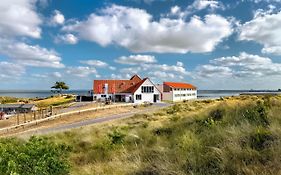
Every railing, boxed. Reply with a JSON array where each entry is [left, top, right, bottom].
[[0, 103, 137, 135]]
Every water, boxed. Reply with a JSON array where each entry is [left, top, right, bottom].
[[0, 90, 90, 98], [0, 90, 278, 99], [198, 90, 243, 99]]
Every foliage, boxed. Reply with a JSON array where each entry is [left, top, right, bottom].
[[46, 95, 281, 175], [107, 129, 126, 145], [0, 97, 18, 104], [51, 82, 69, 94], [0, 136, 71, 175]]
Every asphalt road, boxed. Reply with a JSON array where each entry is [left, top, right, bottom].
[[17, 103, 170, 137]]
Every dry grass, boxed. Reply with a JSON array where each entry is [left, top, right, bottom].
[[42, 95, 281, 175], [34, 96, 74, 108]]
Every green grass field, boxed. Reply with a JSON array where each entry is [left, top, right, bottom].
[[1, 95, 281, 175]]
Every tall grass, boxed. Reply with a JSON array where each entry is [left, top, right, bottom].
[[47, 95, 281, 175]]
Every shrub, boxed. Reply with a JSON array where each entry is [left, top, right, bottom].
[[108, 129, 126, 145], [166, 104, 181, 114], [0, 136, 71, 175], [209, 108, 224, 121], [243, 101, 269, 126], [249, 127, 275, 151], [153, 127, 173, 136]]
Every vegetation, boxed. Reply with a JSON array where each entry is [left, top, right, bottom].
[[40, 95, 281, 175], [35, 96, 75, 108], [0, 97, 19, 104], [0, 136, 71, 175], [51, 81, 69, 94], [2, 95, 281, 174]]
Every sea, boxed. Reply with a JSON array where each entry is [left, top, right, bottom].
[[0, 90, 277, 99]]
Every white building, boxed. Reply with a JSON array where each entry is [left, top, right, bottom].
[[158, 82, 197, 102], [93, 75, 161, 103]]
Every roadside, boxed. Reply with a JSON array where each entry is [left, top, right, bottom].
[[6, 103, 170, 137]]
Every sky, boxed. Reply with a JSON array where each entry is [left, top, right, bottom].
[[1, 0, 281, 90]]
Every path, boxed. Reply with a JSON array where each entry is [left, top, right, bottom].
[[16, 103, 170, 137]]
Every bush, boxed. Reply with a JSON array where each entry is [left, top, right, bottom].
[[209, 108, 224, 121], [243, 101, 269, 126], [108, 129, 126, 145], [249, 127, 275, 151], [153, 127, 173, 136], [166, 104, 181, 114], [0, 136, 71, 175]]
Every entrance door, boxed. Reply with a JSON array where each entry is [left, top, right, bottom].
[[153, 94, 159, 103]]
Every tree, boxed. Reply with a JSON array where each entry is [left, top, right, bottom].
[[51, 81, 69, 94]]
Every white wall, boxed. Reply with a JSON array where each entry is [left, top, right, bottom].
[[172, 89, 197, 101], [162, 92, 173, 101], [133, 79, 161, 104], [95, 94, 113, 101]]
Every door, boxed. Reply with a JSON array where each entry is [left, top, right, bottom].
[[153, 94, 159, 103]]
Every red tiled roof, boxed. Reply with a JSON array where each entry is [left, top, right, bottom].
[[164, 82, 197, 89], [93, 75, 142, 94]]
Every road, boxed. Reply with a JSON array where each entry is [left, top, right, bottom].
[[16, 103, 170, 137]]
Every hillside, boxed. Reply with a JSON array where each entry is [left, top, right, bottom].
[[1, 95, 281, 175]]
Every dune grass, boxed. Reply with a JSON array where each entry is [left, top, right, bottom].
[[34, 96, 75, 108], [40, 95, 281, 175]]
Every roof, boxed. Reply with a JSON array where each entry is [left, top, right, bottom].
[[164, 82, 197, 89], [0, 104, 36, 109], [93, 75, 143, 94], [125, 78, 148, 93]]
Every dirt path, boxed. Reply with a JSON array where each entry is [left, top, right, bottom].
[[13, 103, 170, 137]]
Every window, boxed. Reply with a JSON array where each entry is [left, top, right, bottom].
[[141, 86, 154, 93], [101, 95, 106, 97], [136, 94, 142, 100]]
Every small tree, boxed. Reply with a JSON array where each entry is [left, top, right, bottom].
[[51, 81, 69, 94]]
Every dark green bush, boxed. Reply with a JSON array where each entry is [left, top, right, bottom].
[[166, 104, 181, 114], [249, 127, 275, 151], [209, 108, 224, 121], [108, 129, 126, 145], [153, 127, 173, 136], [243, 101, 269, 126], [0, 136, 71, 175]]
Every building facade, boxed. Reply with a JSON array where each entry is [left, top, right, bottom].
[[93, 75, 161, 103], [159, 82, 197, 102]]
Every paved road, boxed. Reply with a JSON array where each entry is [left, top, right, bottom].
[[17, 103, 171, 137]]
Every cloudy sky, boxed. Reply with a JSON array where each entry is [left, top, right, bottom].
[[1, 0, 281, 90]]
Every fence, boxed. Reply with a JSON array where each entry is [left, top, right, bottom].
[[0, 103, 137, 135]]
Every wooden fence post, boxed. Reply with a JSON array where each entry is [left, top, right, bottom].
[[17, 113, 19, 125], [24, 113, 26, 123]]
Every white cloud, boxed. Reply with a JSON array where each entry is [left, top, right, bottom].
[[239, 11, 281, 55], [148, 71, 177, 79], [0, 0, 42, 38], [51, 72, 62, 78], [211, 52, 272, 66], [66, 66, 97, 77], [176, 61, 184, 67], [119, 61, 189, 81], [196, 65, 233, 78], [0, 62, 25, 79], [142, 63, 189, 75], [0, 38, 64, 68], [196, 52, 281, 78], [50, 10, 65, 25], [80, 59, 109, 68], [115, 55, 157, 65], [63, 4, 233, 53], [55, 34, 78, 44], [189, 0, 224, 11], [168, 0, 225, 18]]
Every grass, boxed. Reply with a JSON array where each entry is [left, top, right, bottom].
[[34, 96, 75, 108], [10, 95, 281, 174]]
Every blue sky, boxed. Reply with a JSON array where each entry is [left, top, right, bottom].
[[1, 0, 281, 90]]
